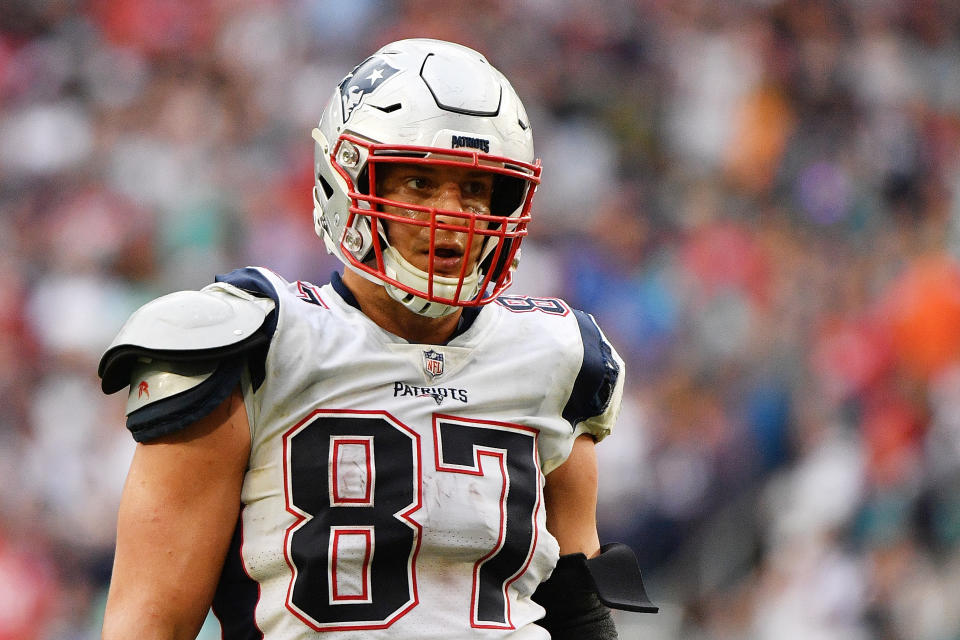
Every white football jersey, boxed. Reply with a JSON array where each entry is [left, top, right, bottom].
[[207, 267, 625, 639]]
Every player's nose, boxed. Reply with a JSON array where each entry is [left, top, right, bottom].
[[431, 183, 471, 224]]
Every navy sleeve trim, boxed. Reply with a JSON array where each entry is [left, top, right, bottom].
[[561, 310, 619, 430], [216, 268, 280, 391], [126, 357, 243, 443]]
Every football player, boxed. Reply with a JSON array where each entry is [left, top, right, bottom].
[[99, 38, 655, 639]]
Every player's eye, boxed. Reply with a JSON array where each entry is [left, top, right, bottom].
[[462, 180, 491, 197], [404, 177, 431, 190]]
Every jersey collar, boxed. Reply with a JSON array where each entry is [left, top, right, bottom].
[[330, 271, 482, 344]]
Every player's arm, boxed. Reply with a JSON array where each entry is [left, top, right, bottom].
[[102, 388, 250, 640], [536, 434, 657, 639], [544, 433, 602, 557], [536, 434, 617, 640], [534, 311, 657, 639], [97, 280, 276, 638]]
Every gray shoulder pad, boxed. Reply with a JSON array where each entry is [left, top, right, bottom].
[[99, 282, 275, 394], [124, 358, 218, 415]]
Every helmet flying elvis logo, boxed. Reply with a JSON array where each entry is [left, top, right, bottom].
[[339, 56, 401, 122], [138, 381, 150, 399]]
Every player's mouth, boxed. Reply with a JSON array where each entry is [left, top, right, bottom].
[[429, 245, 467, 275]]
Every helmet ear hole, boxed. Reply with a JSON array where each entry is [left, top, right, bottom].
[[317, 173, 334, 199], [356, 166, 370, 196]]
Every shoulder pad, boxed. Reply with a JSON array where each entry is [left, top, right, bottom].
[[124, 358, 217, 415], [99, 282, 275, 394]]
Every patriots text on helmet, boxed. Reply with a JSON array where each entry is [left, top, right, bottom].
[[450, 135, 490, 153]]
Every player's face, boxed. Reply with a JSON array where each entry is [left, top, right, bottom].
[[376, 162, 494, 277]]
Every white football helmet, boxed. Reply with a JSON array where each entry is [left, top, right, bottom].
[[313, 38, 541, 317]]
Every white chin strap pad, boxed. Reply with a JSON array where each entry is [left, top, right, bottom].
[[382, 246, 481, 318]]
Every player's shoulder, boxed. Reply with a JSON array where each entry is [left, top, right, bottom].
[[491, 292, 623, 438], [216, 266, 335, 314], [492, 292, 577, 320], [491, 292, 606, 347], [98, 270, 278, 393], [97, 266, 336, 441]]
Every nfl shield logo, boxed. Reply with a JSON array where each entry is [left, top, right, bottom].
[[423, 349, 444, 378]]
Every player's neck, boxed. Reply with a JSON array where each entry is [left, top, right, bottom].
[[341, 269, 462, 345]]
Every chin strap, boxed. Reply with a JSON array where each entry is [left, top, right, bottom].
[[382, 246, 481, 318]]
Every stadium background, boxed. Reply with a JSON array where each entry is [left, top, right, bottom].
[[2, 0, 960, 637]]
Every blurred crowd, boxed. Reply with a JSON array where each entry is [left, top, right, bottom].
[[2, 0, 960, 638]]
